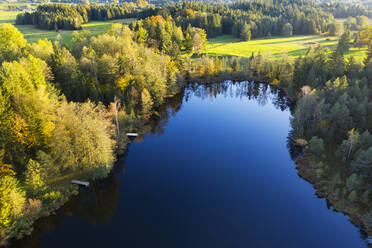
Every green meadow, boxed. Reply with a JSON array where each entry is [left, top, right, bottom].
[[0, 10, 19, 23], [15, 19, 136, 47], [0, 9, 136, 46], [0, 10, 368, 60], [0, 2, 38, 10], [0, 1, 39, 23], [15, 21, 114, 47], [203, 35, 367, 60]]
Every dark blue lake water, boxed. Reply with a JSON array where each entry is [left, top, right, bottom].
[[11, 81, 368, 248]]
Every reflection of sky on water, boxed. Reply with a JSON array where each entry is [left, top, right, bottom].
[[10, 81, 367, 248]]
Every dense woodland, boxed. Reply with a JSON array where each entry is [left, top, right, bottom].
[[1, 0, 372, 245], [320, 2, 372, 18], [14, 0, 372, 41], [15, 2, 158, 29], [290, 35, 372, 235], [0, 21, 189, 244]]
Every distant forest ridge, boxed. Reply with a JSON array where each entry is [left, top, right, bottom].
[[14, 0, 372, 39]]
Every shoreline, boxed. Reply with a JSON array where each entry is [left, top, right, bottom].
[[295, 152, 371, 238], [7, 80, 369, 246]]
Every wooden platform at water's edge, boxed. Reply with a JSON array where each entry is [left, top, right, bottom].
[[71, 180, 90, 187], [126, 133, 138, 137]]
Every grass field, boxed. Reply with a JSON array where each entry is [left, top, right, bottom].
[[0, 9, 136, 46], [203, 35, 367, 60], [15, 21, 112, 46], [1, 9, 368, 60], [12, 18, 136, 47], [0, 10, 19, 23], [0, 2, 38, 10], [0, 1, 39, 23]]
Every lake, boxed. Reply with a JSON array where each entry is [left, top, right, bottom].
[[11, 81, 368, 248]]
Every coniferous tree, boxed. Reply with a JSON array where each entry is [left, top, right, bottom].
[[240, 23, 251, 41], [282, 23, 293, 36]]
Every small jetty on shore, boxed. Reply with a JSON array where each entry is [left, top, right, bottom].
[[71, 180, 90, 187], [126, 133, 138, 137]]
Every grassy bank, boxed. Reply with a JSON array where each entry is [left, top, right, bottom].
[[203, 35, 367, 60]]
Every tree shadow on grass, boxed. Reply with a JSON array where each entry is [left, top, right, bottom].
[[251, 35, 326, 45], [272, 48, 307, 57]]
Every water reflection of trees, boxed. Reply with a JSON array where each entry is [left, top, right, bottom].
[[10, 158, 125, 248], [140, 81, 294, 139], [10, 81, 295, 248], [286, 130, 303, 161], [287, 121, 371, 248], [186, 81, 292, 111], [146, 89, 185, 137]]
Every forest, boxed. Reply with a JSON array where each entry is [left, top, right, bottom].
[[15, 0, 334, 39], [15, 3, 158, 30], [1, 0, 372, 245], [14, 0, 372, 41]]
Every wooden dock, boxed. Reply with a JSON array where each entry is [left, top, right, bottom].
[[126, 133, 138, 137], [71, 180, 90, 187]]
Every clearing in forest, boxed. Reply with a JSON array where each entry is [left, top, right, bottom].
[[203, 35, 367, 60]]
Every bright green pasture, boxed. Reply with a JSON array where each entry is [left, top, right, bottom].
[[13, 19, 136, 47], [204, 35, 367, 60], [0, 10, 19, 23], [0, 1, 39, 23], [0, 2, 38, 10]]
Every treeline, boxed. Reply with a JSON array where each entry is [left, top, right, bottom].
[[88, 3, 157, 21], [16, 0, 335, 38], [162, 0, 333, 39], [15, 3, 158, 30], [16, 4, 88, 30], [181, 53, 293, 87], [320, 2, 372, 18], [289, 34, 372, 235], [14, 0, 372, 40]]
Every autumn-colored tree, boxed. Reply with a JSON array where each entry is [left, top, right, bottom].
[[25, 159, 46, 194], [0, 176, 26, 245], [141, 88, 153, 118], [0, 56, 58, 166], [0, 150, 15, 178], [0, 24, 27, 63], [45, 100, 115, 179]]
